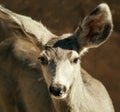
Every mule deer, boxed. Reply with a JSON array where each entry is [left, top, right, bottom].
[[38, 3, 115, 112], [0, 3, 114, 112]]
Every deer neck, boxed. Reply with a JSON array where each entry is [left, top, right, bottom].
[[51, 98, 71, 112], [67, 70, 87, 112], [67, 71, 98, 112]]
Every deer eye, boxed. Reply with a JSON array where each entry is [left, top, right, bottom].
[[38, 56, 48, 65], [73, 58, 79, 64]]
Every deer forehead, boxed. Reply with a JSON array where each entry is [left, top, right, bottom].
[[41, 47, 79, 61]]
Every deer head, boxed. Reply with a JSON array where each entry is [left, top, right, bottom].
[[38, 3, 113, 99]]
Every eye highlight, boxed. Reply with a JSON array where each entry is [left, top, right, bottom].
[[38, 56, 48, 65]]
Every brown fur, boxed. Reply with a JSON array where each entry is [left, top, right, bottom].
[[0, 3, 114, 112]]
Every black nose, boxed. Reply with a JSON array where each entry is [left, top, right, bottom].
[[49, 84, 66, 96]]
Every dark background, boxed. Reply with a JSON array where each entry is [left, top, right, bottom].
[[0, 0, 120, 111]]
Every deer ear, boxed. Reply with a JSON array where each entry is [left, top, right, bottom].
[[75, 3, 113, 50], [0, 5, 55, 45]]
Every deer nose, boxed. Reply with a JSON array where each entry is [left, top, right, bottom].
[[49, 84, 66, 96]]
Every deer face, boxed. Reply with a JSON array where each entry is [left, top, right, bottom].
[[38, 47, 80, 99], [38, 3, 113, 99]]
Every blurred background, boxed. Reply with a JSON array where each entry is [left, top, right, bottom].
[[0, 0, 119, 111]]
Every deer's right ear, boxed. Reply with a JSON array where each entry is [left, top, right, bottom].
[[74, 3, 113, 53], [0, 5, 55, 45]]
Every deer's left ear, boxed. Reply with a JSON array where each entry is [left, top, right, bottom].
[[75, 3, 113, 50]]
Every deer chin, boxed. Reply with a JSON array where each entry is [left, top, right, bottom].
[[50, 92, 67, 99]]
